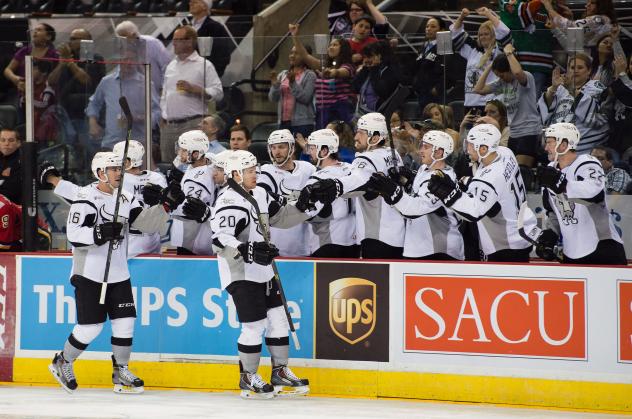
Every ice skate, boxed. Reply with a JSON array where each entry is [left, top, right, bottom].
[[48, 352, 78, 394], [271, 365, 309, 397], [239, 372, 275, 399], [112, 355, 144, 394]]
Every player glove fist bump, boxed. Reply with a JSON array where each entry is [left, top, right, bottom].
[[538, 166, 567, 194], [183, 196, 211, 222], [93, 221, 124, 245], [143, 182, 185, 211], [367, 173, 403, 205], [238, 241, 279, 265], [535, 229, 559, 261], [309, 178, 343, 204], [428, 170, 461, 206]]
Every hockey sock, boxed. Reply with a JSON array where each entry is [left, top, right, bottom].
[[266, 337, 289, 367], [63, 333, 88, 362], [238, 343, 262, 374], [111, 337, 133, 365]]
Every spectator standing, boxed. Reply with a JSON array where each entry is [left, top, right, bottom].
[[328, 0, 389, 39], [0, 128, 21, 204], [160, 25, 223, 162], [189, 0, 235, 78], [610, 52, 632, 155], [268, 46, 317, 139], [591, 145, 631, 194], [31, 60, 56, 146], [115, 21, 172, 93], [348, 15, 378, 66], [199, 114, 227, 154], [352, 40, 399, 117], [412, 17, 450, 109], [589, 33, 617, 86], [541, 0, 617, 48]]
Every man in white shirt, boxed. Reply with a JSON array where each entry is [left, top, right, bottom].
[[159, 25, 223, 163]]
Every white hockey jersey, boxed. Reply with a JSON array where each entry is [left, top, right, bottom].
[[66, 184, 139, 283], [394, 166, 464, 259], [543, 154, 623, 259], [338, 147, 405, 248], [125, 170, 167, 257], [306, 162, 356, 253], [171, 164, 216, 255], [537, 81, 609, 154], [450, 146, 535, 255], [258, 160, 316, 256], [211, 186, 309, 289]]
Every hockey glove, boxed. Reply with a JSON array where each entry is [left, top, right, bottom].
[[142, 183, 163, 207], [535, 229, 559, 261], [388, 166, 415, 191], [167, 165, 184, 185], [39, 161, 60, 187], [367, 173, 403, 205], [538, 166, 567, 194], [238, 241, 280, 265], [309, 178, 343, 204], [183, 197, 211, 222], [161, 182, 185, 212], [428, 170, 461, 207], [93, 221, 124, 246], [295, 185, 316, 212]]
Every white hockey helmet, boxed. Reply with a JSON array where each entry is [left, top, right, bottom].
[[91, 151, 122, 181], [113, 139, 145, 168], [213, 150, 231, 171], [357, 112, 388, 149], [466, 123, 501, 160], [177, 130, 210, 163], [422, 130, 454, 167], [267, 129, 295, 166], [225, 150, 258, 182], [307, 128, 339, 167], [204, 151, 216, 165], [544, 122, 580, 155]]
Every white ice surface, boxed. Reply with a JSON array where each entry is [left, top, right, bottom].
[[0, 386, 624, 419]]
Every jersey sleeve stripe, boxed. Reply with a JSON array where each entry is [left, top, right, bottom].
[[467, 178, 498, 194], [183, 179, 213, 196], [573, 160, 602, 178], [259, 171, 278, 194]]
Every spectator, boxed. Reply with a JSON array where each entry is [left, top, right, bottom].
[[189, 0, 235, 78], [542, 0, 617, 48], [352, 40, 399, 117], [610, 52, 632, 154], [412, 17, 447, 109], [422, 103, 459, 148], [31, 60, 56, 146], [160, 25, 223, 163], [87, 61, 161, 150], [4, 23, 58, 100], [328, 0, 389, 39], [392, 126, 419, 171], [591, 145, 630, 194], [229, 124, 251, 150], [589, 33, 617, 86], [115, 21, 173, 93], [538, 53, 609, 154], [451, 7, 511, 112], [326, 120, 355, 163], [0, 193, 51, 251], [0, 128, 21, 203], [268, 45, 317, 139], [348, 15, 378, 65], [474, 43, 542, 168], [47, 28, 105, 162], [289, 24, 356, 129], [483, 99, 510, 147], [199, 114, 227, 154]]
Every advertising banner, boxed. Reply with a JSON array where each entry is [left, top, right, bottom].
[[619, 281, 632, 363], [0, 254, 16, 381], [404, 274, 586, 359], [18, 256, 314, 359], [315, 262, 389, 362]]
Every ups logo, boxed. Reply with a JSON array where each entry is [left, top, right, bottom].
[[329, 277, 376, 345]]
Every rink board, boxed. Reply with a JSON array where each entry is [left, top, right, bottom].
[[2, 255, 632, 411]]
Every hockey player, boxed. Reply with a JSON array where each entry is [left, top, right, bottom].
[[427, 124, 535, 262], [258, 129, 315, 256], [300, 128, 358, 257], [366, 130, 464, 260], [211, 150, 309, 399], [536, 122, 626, 264], [48, 151, 184, 394], [159, 130, 216, 255], [305, 112, 405, 259]]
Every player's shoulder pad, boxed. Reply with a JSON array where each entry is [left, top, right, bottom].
[[295, 160, 317, 174]]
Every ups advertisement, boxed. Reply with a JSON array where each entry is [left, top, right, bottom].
[[315, 262, 389, 362]]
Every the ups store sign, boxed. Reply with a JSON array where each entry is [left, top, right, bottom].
[[315, 262, 389, 362]]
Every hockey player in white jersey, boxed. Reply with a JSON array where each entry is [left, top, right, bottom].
[[536, 122, 626, 264], [162, 130, 216, 255], [305, 112, 405, 259], [48, 152, 184, 394], [366, 130, 464, 260], [258, 129, 315, 256], [297, 128, 358, 257], [427, 124, 535, 262], [211, 150, 310, 399]]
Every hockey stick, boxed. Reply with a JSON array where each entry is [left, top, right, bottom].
[[99, 96, 133, 305], [517, 201, 562, 262], [226, 178, 301, 350], [378, 84, 410, 172]]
